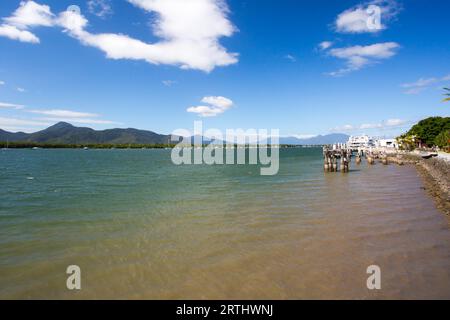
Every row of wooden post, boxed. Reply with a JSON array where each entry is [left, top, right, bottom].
[[324, 146, 407, 172], [323, 148, 350, 172]]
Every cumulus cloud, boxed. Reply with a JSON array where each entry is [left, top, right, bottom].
[[0, 1, 55, 44], [335, 0, 401, 34], [0, 24, 40, 43], [401, 75, 450, 94], [17, 87, 26, 92], [4, 1, 54, 28], [327, 42, 400, 76], [0, 1, 238, 72], [187, 96, 234, 117], [0, 102, 25, 109], [201, 96, 233, 109], [0, 80, 5, 85]]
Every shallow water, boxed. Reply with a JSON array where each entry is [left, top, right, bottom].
[[1, 148, 449, 299]]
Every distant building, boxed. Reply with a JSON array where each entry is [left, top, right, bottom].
[[376, 139, 399, 149], [347, 135, 375, 149]]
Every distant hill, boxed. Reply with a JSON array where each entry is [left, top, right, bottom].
[[279, 134, 349, 145], [0, 129, 29, 142], [0, 122, 349, 146], [0, 122, 173, 145]]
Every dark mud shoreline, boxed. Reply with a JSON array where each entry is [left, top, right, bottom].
[[388, 154, 450, 217]]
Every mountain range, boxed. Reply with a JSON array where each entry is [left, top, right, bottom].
[[0, 122, 349, 145], [278, 134, 349, 145]]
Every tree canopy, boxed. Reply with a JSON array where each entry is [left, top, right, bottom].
[[404, 117, 450, 147]]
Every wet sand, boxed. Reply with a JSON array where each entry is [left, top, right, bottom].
[[388, 154, 450, 216]]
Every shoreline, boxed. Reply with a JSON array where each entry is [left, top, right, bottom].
[[387, 153, 450, 217]]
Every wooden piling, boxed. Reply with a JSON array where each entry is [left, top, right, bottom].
[[323, 146, 350, 173]]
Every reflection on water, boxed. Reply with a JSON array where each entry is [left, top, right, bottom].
[[0, 148, 449, 299]]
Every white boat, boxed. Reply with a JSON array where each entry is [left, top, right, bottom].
[[419, 152, 436, 159]]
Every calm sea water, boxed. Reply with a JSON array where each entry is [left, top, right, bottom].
[[1, 148, 450, 299]]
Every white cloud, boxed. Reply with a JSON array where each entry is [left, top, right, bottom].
[[318, 41, 333, 50], [0, 80, 5, 85], [17, 87, 26, 92], [359, 119, 407, 129], [401, 74, 450, 94], [162, 80, 176, 86], [284, 54, 296, 62], [28, 109, 99, 118], [0, 0, 238, 72], [63, 0, 238, 72], [187, 95, 234, 117], [186, 105, 223, 117], [0, 102, 25, 109], [0, 103, 118, 129], [292, 134, 317, 139], [88, 0, 113, 19], [27, 109, 118, 125], [385, 118, 406, 126], [201, 96, 233, 109], [335, 0, 400, 34], [330, 124, 355, 132], [401, 78, 438, 88], [0, 116, 50, 127], [327, 42, 399, 76], [4, 1, 54, 29], [331, 118, 407, 132], [0, 24, 40, 43], [0, 1, 55, 44], [39, 117, 119, 125], [359, 123, 380, 129]]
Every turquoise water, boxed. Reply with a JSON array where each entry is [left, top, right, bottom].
[[1, 148, 450, 299]]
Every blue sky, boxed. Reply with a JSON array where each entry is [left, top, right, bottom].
[[0, 0, 449, 138]]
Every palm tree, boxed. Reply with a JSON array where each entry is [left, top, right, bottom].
[[444, 88, 450, 102]]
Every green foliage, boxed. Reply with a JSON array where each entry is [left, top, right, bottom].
[[434, 130, 450, 148], [0, 122, 177, 145], [0, 142, 176, 149], [405, 117, 450, 147], [396, 134, 416, 151]]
